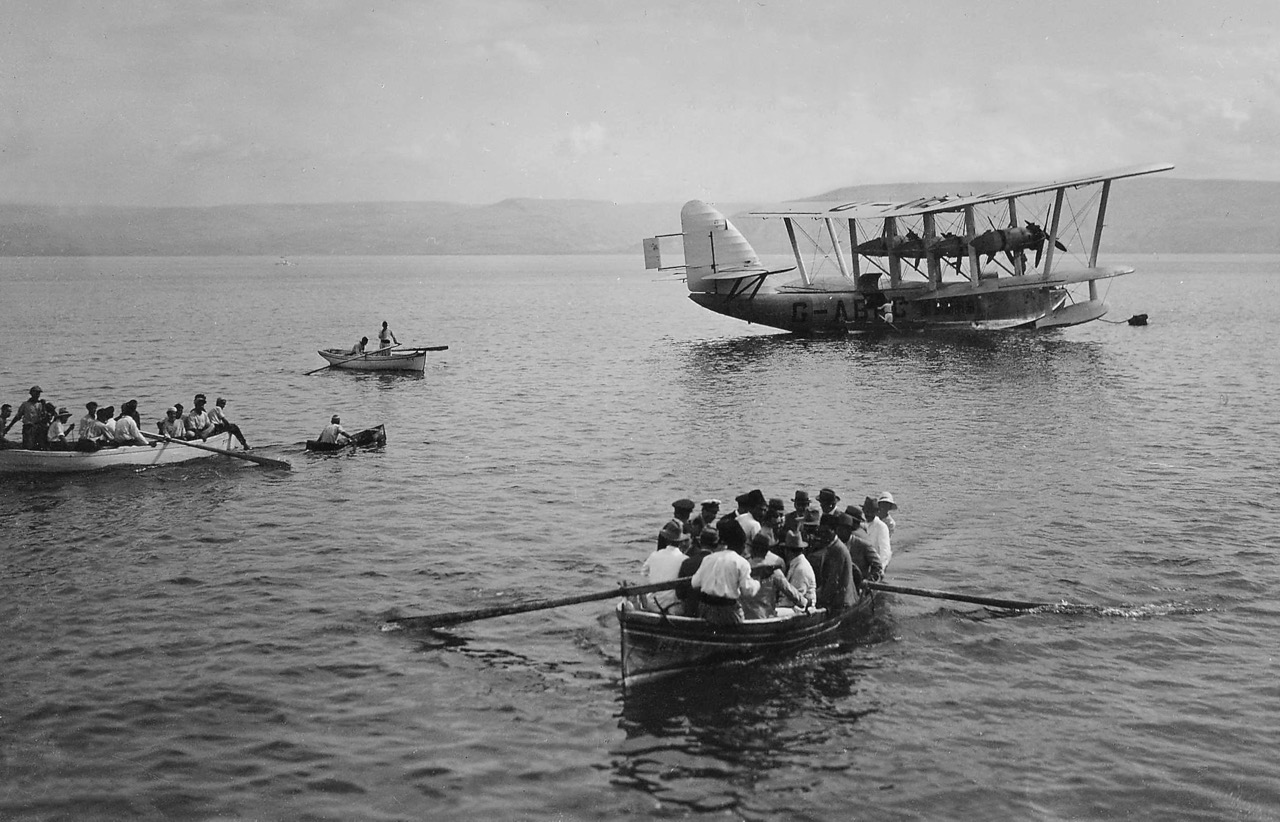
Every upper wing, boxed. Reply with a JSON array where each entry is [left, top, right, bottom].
[[749, 163, 1175, 221]]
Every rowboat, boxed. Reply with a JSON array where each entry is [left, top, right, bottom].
[[305, 424, 386, 452], [616, 590, 878, 688], [0, 433, 239, 474], [316, 346, 444, 373]]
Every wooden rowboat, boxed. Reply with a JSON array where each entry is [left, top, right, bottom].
[[305, 424, 386, 452], [0, 433, 240, 474], [316, 346, 445, 373], [616, 590, 878, 688]]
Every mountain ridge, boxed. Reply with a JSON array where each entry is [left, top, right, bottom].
[[0, 178, 1272, 256]]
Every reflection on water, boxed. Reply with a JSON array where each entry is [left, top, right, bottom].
[[610, 612, 897, 815]]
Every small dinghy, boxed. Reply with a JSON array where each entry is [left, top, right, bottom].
[[305, 424, 386, 452]]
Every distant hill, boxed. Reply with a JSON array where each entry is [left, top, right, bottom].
[[0, 179, 1275, 255]]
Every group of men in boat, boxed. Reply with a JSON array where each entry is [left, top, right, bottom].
[[640, 488, 897, 625], [0, 386, 249, 451]]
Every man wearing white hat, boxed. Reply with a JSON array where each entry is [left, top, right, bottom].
[[877, 491, 898, 535]]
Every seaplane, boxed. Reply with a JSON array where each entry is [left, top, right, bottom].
[[642, 163, 1173, 334]]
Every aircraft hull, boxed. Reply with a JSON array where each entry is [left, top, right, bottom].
[[689, 286, 1060, 335]]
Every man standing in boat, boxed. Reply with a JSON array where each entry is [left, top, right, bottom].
[[690, 518, 759, 625], [5, 386, 44, 449], [811, 514, 857, 612], [378, 321, 398, 352]]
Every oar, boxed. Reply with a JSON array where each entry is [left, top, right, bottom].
[[865, 581, 1050, 610], [144, 432, 291, 470], [305, 344, 403, 375], [382, 576, 691, 631]]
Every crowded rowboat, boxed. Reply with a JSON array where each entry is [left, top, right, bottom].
[[618, 487, 897, 687], [0, 386, 270, 473]]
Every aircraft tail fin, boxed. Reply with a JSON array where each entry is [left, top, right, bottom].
[[679, 200, 764, 293]]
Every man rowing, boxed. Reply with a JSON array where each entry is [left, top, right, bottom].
[[316, 415, 354, 446], [112, 403, 153, 446], [349, 336, 369, 356]]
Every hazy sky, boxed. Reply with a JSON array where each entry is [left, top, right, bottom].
[[3, 0, 1276, 206]]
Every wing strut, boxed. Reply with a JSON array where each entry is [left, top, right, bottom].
[[784, 218, 811, 286]]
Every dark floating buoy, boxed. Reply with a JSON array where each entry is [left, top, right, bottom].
[[1127, 313, 1149, 326]]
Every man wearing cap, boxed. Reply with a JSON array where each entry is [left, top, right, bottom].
[[183, 394, 216, 441], [6, 386, 45, 449], [642, 522, 690, 612], [208, 397, 250, 449], [317, 415, 353, 445], [669, 498, 695, 535], [691, 517, 759, 625], [46, 407, 75, 448], [157, 407, 184, 439], [688, 499, 720, 543]]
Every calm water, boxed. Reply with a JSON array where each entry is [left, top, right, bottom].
[[2, 253, 1278, 821]]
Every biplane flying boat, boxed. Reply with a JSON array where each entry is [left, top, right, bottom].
[[642, 163, 1173, 334]]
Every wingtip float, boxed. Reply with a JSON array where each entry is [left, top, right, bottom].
[[643, 163, 1175, 336]]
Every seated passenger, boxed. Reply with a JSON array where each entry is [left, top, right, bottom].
[[79, 408, 114, 448], [641, 522, 690, 613], [675, 527, 717, 616], [811, 514, 857, 613], [78, 402, 99, 441], [741, 533, 803, 620], [112, 406, 153, 447], [46, 407, 75, 448], [838, 508, 881, 583], [183, 394, 216, 440], [157, 407, 184, 439], [207, 397, 250, 449], [780, 531, 816, 610], [350, 336, 369, 355], [690, 518, 759, 625]]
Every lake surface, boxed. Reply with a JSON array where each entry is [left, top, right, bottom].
[[2, 253, 1278, 821]]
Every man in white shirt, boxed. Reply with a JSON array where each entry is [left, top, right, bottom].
[[77, 402, 98, 441], [876, 491, 898, 535], [865, 506, 893, 581], [691, 518, 759, 624], [207, 397, 250, 449], [113, 409, 152, 446], [47, 407, 75, 447], [735, 489, 767, 543], [642, 525, 689, 612], [317, 415, 352, 445], [183, 394, 216, 440]]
